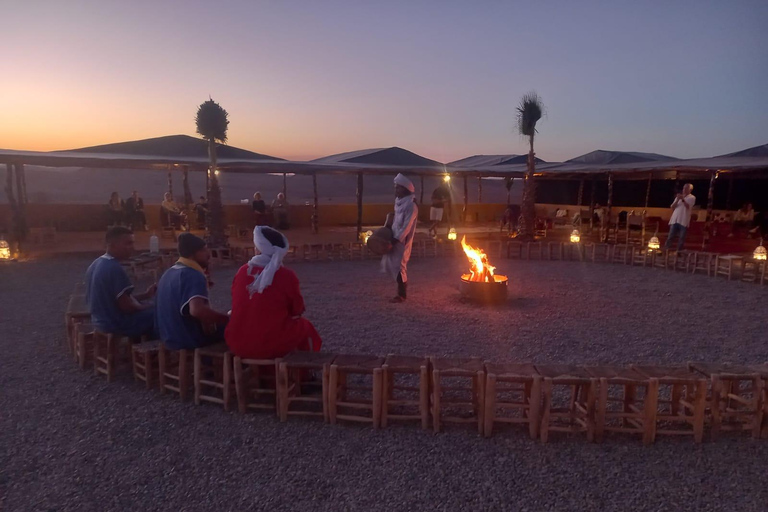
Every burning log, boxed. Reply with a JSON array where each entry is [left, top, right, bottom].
[[459, 236, 508, 303]]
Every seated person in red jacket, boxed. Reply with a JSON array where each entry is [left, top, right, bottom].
[[225, 226, 322, 359]]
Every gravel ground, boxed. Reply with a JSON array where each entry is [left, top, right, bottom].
[[1, 254, 767, 511]]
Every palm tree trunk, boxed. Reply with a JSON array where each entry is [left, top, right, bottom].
[[520, 133, 537, 239], [206, 139, 227, 247]]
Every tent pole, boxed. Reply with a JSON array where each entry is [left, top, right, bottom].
[[311, 172, 319, 234], [14, 164, 27, 246], [462, 175, 468, 223], [577, 178, 584, 207], [704, 169, 716, 249], [182, 166, 192, 209], [644, 173, 652, 210], [725, 174, 733, 211], [282, 172, 287, 198], [589, 178, 596, 233], [477, 177, 482, 203], [167, 166, 173, 198], [420, 176, 424, 204], [604, 173, 613, 242], [356, 172, 363, 240]]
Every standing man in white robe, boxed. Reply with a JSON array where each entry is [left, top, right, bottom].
[[382, 173, 419, 303]]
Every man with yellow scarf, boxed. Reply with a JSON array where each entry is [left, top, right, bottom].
[[156, 233, 229, 350]]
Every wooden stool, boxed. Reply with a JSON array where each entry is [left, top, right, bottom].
[[158, 345, 193, 400], [536, 365, 596, 443], [93, 331, 125, 382], [483, 363, 541, 439], [526, 242, 543, 260], [588, 243, 609, 263], [567, 242, 584, 262], [505, 241, 523, 259], [546, 241, 564, 261], [233, 356, 281, 414], [381, 355, 430, 429], [65, 294, 89, 354], [715, 254, 743, 280], [673, 250, 693, 272], [610, 244, 629, 264], [689, 362, 764, 439], [131, 340, 161, 389], [631, 365, 707, 443], [750, 364, 768, 438], [75, 322, 95, 369], [277, 352, 336, 422], [691, 251, 716, 276], [430, 357, 485, 434], [328, 355, 384, 428], [193, 343, 233, 410], [652, 249, 673, 270], [741, 259, 766, 284], [585, 366, 654, 444], [629, 246, 652, 267]]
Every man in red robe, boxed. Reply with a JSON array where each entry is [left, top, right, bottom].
[[225, 226, 322, 359]]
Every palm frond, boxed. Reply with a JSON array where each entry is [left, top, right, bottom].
[[516, 91, 544, 137], [195, 99, 229, 143]]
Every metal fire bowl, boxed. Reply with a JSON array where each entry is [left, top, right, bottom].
[[459, 274, 508, 303]]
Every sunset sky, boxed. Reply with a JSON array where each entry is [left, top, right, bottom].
[[2, 1, 767, 162]]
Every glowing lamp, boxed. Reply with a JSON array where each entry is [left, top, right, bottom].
[[648, 236, 660, 251], [214, 169, 220, 176], [570, 229, 581, 244], [361, 230, 373, 243], [754, 240, 767, 261], [443, 175, 451, 183], [448, 228, 457, 241], [0, 239, 9, 260]]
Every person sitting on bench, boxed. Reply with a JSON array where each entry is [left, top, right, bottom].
[[85, 226, 156, 338], [161, 192, 187, 230], [156, 233, 229, 350]]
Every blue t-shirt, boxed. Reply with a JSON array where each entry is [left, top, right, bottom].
[[156, 264, 209, 350], [85, 254, 136, 333]]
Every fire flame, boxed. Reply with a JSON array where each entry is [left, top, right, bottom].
[[461, 236, 495, 282]]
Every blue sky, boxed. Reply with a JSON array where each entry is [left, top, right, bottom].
[[2, 0, 767, 161]]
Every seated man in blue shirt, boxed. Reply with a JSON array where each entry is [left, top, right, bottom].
[[156, 233, 229, 350], [85, 226, 157, 338]]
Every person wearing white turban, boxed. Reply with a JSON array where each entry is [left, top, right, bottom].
[[225, 226, 322, 359], [382, 173, 419, 302]]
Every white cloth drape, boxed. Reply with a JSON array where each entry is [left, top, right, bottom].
[[381, 196, 418, 282], [247, 226, 289, 296]]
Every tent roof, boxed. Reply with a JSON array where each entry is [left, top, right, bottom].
[[449, 154, 546, 167], [566, 150, 679, 165], [66, 134, 284, 161], [311, 147, 444, 167], [716, 143, 768, 159]]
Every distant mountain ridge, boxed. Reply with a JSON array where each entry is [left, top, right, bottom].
[[64, 134, 284, 161]]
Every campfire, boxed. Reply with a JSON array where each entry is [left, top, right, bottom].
[[459, 236, 508, 302]]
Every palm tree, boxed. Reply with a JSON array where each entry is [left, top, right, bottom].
[[195, 98, 229, 247], [517, 92, 544, 240]]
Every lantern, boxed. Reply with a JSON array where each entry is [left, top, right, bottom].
[[648, 236, 660, 251], [0, 239, 10, 260], [754, 240, 767, 261], [361, 230, 373, 244], [448, 228, 457, 241], [569, 229, 580, 244], [443, 175, 451, 183]]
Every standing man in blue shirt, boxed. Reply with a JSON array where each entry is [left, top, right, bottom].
[[156, 233, 229, 350], [85, 226, 156, 338]]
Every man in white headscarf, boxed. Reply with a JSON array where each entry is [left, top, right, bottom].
[[382, 173, 419, 303], [225, 226, 322, 359]]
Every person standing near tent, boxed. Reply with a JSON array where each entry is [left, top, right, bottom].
[[382, 173, 418, 303], [664, 183, 696, 250], [428, 183, 451, 237]]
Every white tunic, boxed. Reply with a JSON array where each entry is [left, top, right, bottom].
[[668, 194, 696, 227], [382, 196, 418, 282]]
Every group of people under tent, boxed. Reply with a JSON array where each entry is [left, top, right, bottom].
[[251, 191, 290, 230], [84, 173, 420, 358], [106, 191, 149, 231]]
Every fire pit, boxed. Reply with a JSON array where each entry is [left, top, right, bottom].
[[458, 236, 508, 303]]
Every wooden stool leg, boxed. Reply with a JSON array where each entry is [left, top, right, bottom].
[[234, 358, 246, 414], [752, 378, 764, 439], [328, 365, 339, 425], [179, 350, 189, 401], [194, 349, 202, 406], [372, 368, 382, 429], [595, 378, 608, 443], [380, 366, 389, 429], [643, 379, 660, 445], [476, 370, 485, 436], [693, 380, 706, 444], [223, 352, 232, 412], [419, 365, 429, 430], [322, 364, 330, 423], [145, 352, 154, 390], [131, 347, 139, 383], [529, 376, 541, 440], [158, 347, 167, 394], [540, 378, 553, 443], [710, 376, 722, 440], [432, 369, 441, 433], [92, 336, 100, 376], [586, 380, 597, 442], [278, 363, 289, 422], [483, 374, 497, 438]]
